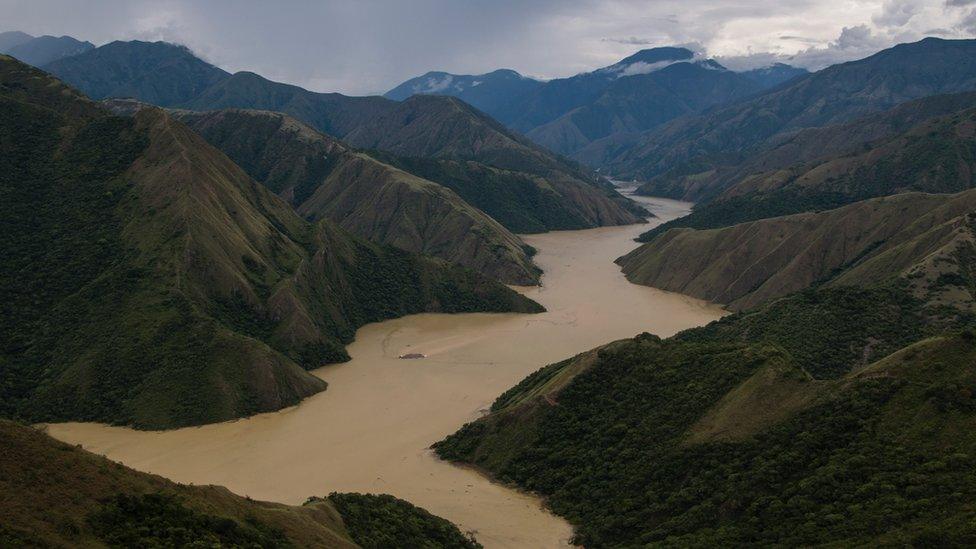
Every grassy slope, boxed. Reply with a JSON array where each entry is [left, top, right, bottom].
[[619, 190, 976, 311], [342, 95, 647, 227], [172, 108, 540, 284], [0, 420, 480, 548], [0, 57, 541, 429]]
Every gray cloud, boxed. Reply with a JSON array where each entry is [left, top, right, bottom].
[[961, 8, 976, 33], [602, 37, 658, 45], [2, 0, 975, 94], [873, 0, 919, 28]]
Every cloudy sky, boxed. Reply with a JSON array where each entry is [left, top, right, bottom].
[[3, 0, 975, 95]]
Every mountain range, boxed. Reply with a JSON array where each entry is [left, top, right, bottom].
[[612, 37, 976, 198], [0, 55, 540, 429], [40, 40, 643, 264], [385, 48, 808, 159], [384, 68, 543, 121], [167, 107, 541, 284], [0, 30, 93, 66], [431, 35, 976, 547], [6, 23, 976, 547]]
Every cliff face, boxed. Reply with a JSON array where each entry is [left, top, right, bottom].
[[173, 108, 540, 285]]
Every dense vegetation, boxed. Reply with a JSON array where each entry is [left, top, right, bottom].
[[0, 56, 541, 429], [678, 285, 932, 379], [1, 419, 480, 548], [326, 493, 482, 549], [89, 493, 292, 548], [437, 319, 976, 546]]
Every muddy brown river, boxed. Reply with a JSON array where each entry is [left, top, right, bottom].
[[46, 193, 725, 548]]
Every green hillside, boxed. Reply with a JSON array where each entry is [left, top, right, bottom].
[[0, 419, 478, 548], [0, 56, 540, 429], [620, 190, 976, 311], [172, 108, 540, 284], [342, 94, 647, 227], [436, 310, 976, 546]]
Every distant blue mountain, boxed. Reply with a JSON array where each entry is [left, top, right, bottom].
[[384, 68, 543, 119], [0, 33, 94, 66], [386, 47, 805, 159], [740, 63, 808, 89]]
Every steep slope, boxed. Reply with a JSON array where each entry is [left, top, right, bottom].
[[639, 92, 976, 239], [384, 68, 542, 122], [42, 40, 645, 232], [436, 328, 976, 547], [344, 94, 645, 227], [0, 420, 479, 548], [0, 57, 541, 429], [43, 40, 231, 107], [2, 34, 93, 66], [619, 190, 976, 311], [171, 108, 540, 284], [612, 37, 976, 198], [525, 60, 763, 157]]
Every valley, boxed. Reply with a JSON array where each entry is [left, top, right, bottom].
[[44, 192, 725, 548]]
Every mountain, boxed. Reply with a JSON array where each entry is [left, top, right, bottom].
[[181, 70, 394, 137], [343, 94, 646, 227], [169, 107, 540, 284], [43, 40, 643, 233], [43, 40, 231, 107], [610, 37, 976, 197], [3, 34, 93, 66], [0, 56, 541, 429], [386, 51, 805, 161], [739, 62, 808, 88], [0, 30, 33, 51], [0, 420, 479, 548], [384, 68, 542, 121], [506, 47, 698, 132], [435, 323, 976, 546], [526, 60, 764, 156], [638, 91, 976, 239], [619, 189, 976, 312], [435, 188, 976, 546]]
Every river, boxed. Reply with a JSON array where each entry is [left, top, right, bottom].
[[45, 192, 725, 548]]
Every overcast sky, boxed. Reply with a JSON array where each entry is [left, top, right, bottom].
[[3, 0, 975, 95]]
